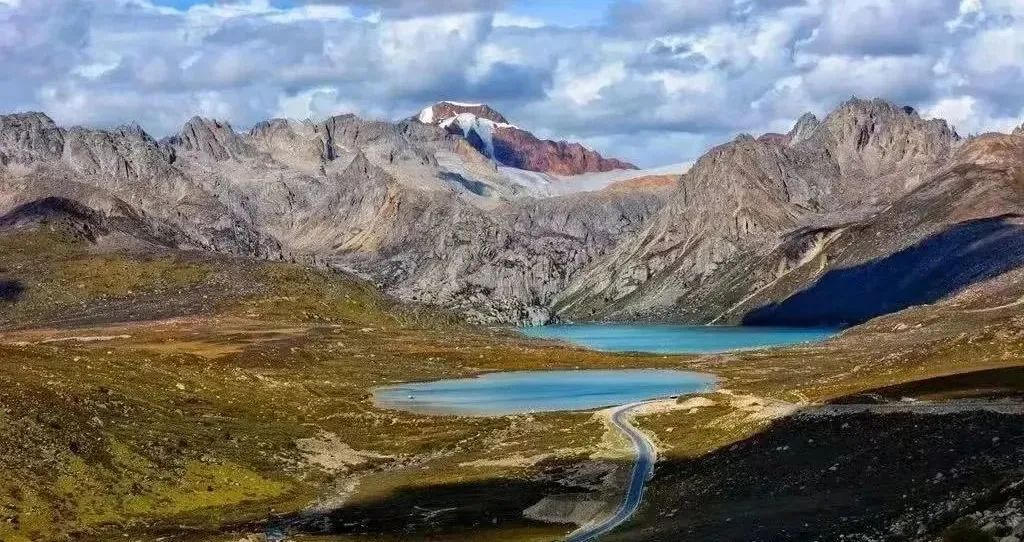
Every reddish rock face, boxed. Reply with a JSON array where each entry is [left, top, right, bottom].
[[600, 174, 681, 193], [417, 101, 637, 176], [490, 125, 637, 176], [427, 102, 509, 125]]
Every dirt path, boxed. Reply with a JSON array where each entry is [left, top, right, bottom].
[[963, 294, 1024, 313]]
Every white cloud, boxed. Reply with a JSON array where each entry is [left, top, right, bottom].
[[961, 26, 1024, 75], [551, 61, 628, 106], [276, 87, 363, 120], [801, 55, 939, 105], [924, 95, 1021, 135], [492, 12, 543, 28], [265, 4, 356, 23], [0, 0, 1022, 167]]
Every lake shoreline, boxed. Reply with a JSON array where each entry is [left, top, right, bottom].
[[373, 369, 717, 417], [519, 323, 839, 354]]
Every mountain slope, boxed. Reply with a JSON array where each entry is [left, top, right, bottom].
[[737, 133, 1024, 326], [7, 98, 1024, 329], [0, 109, 666, 325], [554, 98, 965, 323]]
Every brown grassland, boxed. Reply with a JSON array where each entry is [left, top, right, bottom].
[[1, 230, 1023, 541]]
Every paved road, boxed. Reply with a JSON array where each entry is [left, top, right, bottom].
[[565, 402, 656, 542]]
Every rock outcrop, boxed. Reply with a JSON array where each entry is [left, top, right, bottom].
[[0, 112, 65, 165], [415, 101, 638, 176], [555, 98, 965, 324], [169, 117, 255, 161], [490, 125, 637, 176]]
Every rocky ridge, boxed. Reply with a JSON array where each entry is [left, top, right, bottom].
[[415, 101, 638, 175], [554, 98, 988, 325], [3, 98, 1024, 327], [0, 105, 663, 325]]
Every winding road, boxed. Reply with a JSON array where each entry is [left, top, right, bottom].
[[565, 402, 657, 542]]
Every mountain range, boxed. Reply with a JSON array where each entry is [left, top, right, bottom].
[[2, 98, 1023, 328]]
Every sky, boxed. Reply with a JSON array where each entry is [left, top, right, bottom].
[[1, 0, 1022, 167]]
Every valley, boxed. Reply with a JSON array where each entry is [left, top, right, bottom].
[[1, 98, 1024, 542], [1, 222, 1023, 541], [5, 0, 1024, 540]]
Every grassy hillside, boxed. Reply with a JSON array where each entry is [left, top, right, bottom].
[[2, 229, 1024, 542], [0, 230, 670, 541]]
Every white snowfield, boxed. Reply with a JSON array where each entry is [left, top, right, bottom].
[[439, 113, 518, 160], [432, 148, 688, 207], [498, 162, 691, 197]]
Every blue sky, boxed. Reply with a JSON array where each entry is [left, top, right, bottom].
[[504, 0, 614, 26], [1, 0, 1021, 166], [152, 0, 614, 26]]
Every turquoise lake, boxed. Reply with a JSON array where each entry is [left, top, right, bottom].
[[519, 324, 839, 354], [373, 369, 716, 416]]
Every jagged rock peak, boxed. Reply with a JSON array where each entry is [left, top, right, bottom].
[[182, 115, 234, 132], [1013, 123, 1024, 137], [113, 122, 155, 142], [0, 111, 59, 127], [810, 97, 961, 183], [787, 113, 820, 146], [248, 117, 296, 134], [171, 116, 252, 161], [416, 101, 510, 126], [834, 96, 915, 115], [0, 111, 65, 164], [826, 97, 960, 140]]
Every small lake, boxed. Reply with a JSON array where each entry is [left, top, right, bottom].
[[519, 324, 838, 354], [373, 369, 716, 416]]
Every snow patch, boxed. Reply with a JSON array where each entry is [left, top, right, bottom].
[[440, 112, 516, 160], [440, 100, 484, 107], [417, 104, 435, 124]]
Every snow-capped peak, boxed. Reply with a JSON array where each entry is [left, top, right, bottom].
[[412, 100, 637, 175], [440, 100, 483, 107], [415, 101, 511, 127], [417, 105, 435, 124], [418, 102, 486, 125]]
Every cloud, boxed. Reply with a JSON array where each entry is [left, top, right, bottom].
[[801, 55, 939, 105], [923, 95, 1022, 136], [609, 0, 735, 35], [297, 0, 507, 17], [804, 0, 960, 56], [0, 0, 92, 84], [0, 0, 1021, 167]]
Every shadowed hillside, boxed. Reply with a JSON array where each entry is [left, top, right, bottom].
[[744, 215, 1024, 326]]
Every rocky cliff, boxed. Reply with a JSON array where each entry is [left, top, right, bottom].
[[415, 101, 638, 175]]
